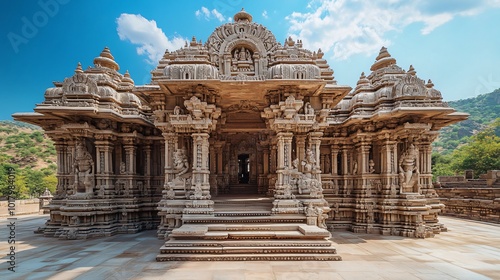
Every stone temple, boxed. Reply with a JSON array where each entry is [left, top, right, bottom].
[[14, 9, 467, 261]]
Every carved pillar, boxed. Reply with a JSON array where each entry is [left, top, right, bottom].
[[162, 132, 178, 186], [253, 53, 260, 75], [342, 146, 349, 175], [331, 145, 339, 175], [296, 135, 307, 172], [192, 132, 211, 199], [276, 132, 293, 186], [360, 143, 370, 174], [123, 140, 137, 175], [308, 131, 323, 180], [54, 141, 67, 195], [381, 140, 394, 174], [143, 141, 152, 194], [143, 142, 152, 177], [209, 144, 217, 196], [262, 146, 269, 175], [270, 143, 277, 174], [392, 144, 398, 175], [224, 53, 231, 75], [95, 138, 114, 197]]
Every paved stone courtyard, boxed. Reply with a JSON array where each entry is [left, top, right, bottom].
[[1, 215, 499, 279]]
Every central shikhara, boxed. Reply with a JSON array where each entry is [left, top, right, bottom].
[[14, 9, 467, 261]]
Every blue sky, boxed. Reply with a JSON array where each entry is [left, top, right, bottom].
[[2, 0, 500, 120]]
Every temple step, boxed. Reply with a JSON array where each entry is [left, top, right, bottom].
[[182, 214, 306, 224], [160, 246, 337, 254], [161, 239, 334, 247], [157, 222, 340, 261], [156, 253, 342, 261]]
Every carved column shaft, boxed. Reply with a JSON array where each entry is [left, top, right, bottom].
[[342, 147, 349, 175], [163, 132, 178, 184], [308, 132, 323, 169], [143, 144, 151, 176], [192, 132, 211, 198], [124, 144, 137, 175], [360, 143, 371, 174], [215, 144, 223, 174], [331, 145, 339, 175], [296, 135, 307, 172], [276, 132, 293, 185], [262, 147, 269, 175], [270, 144, 277, 174]]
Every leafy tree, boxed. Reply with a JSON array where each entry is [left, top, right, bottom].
[[450, 118, 500, 177], [432, 118, 500, 180]]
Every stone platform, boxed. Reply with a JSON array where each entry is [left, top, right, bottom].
[[0, 215, 500, 280], [157, 195, 341, 261], [1, 215, 499, 279]]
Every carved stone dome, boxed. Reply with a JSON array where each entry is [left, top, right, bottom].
[[234, 8, 252, 22], [93, 47, 120, 71]]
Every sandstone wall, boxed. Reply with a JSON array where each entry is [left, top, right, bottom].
[[436, 188, 500, 223], [0, 199, 41, 217]]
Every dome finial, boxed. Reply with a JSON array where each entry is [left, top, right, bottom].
[[370, 46, 397, 71], [75, 62, 83, 73], [408, 65, 416, 75], [93, 47, 119, 71], [234, 8, 252, 22]]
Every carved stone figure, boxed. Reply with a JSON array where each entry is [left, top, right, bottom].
[[120, 162, 127, 175], [73, 142, 94, 194], [352, 160, 358, 175], [399, 144, 420, 193], [173, 149, 189, 177], [369, 159, 375, 173]]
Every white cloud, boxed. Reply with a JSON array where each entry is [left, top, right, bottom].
[[287, 0, 499, 60], [262, 10, 268, 19], [212, 9, 225, 22], [195, 6, 229, 22], [116, 13, 186, 65]]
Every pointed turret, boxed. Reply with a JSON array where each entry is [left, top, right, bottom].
[[370, 46, 396, 71], [120, 70, 134, 87], [408, 65, 416, 76], [75, 62, 83, 73], [233, 8, 252, 22], [93, 47, 120, 71]]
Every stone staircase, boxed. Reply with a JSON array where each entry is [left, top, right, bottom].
[[156, 195, 342, 261]]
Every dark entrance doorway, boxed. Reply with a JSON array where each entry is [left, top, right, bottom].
[[238, 154, 250, 184]]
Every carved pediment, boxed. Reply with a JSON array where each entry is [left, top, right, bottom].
[[62, 73, 98, 96]]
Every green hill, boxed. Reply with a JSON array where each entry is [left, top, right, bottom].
[[0, 121, 57, 199], [433, 89, 500, 153]]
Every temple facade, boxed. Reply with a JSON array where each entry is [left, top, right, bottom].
[[14, 9, 467, 261]]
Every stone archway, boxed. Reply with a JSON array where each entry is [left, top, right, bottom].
[[227, 134, 259, 194]]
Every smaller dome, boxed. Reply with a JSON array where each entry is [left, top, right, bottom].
[[370, 46, 396, 71], [93, 47, 120, 71], [234, 8, 252, 22], [121, 70, 134, 87], [75, 62, 83, 73]]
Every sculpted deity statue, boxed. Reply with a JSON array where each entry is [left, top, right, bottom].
[[304, 102, 314, 115], [352, 160, 358, 175], [73, 142, 94, 194], [173, 149, 189, 177], [369, 159, 375, 173], [399, 144, 420, 193], [120, 161, 127, 175]]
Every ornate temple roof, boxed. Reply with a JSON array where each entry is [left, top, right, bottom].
[[13, 9, 467, 132]]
